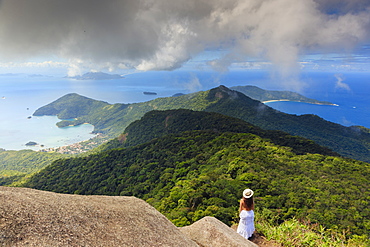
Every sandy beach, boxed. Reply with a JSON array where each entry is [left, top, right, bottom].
[[262, 99, 290, 103], [263, 99, 338, 106]]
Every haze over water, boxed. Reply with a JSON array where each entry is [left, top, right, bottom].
[[1, 70, 369, 151]]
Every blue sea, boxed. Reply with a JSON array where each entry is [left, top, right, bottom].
[[0, 70, 369, 151]]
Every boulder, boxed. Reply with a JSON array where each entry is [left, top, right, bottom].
[[180, 216, 258, 247], [0, 187, 198, 246]]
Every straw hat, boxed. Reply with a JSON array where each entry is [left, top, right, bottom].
[[243, 189, 254, 198]]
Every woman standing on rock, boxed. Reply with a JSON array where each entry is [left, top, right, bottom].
[[237, 188, 255, 240]]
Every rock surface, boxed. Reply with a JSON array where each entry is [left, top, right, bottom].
[[180, 216, 258, 247], [0, 187, 198, 247]]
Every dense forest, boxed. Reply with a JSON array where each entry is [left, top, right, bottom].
[[98, 109, 338, 157], [32, 86, 370, 162], [23, 110, 370, 239], [0, 150, 67, 185]]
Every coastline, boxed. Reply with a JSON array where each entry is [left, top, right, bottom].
[[262, 99, 290, 103], [0, 116, 95, 151], [263, 99, 338, 106]]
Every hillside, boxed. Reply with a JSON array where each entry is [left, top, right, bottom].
[[231, 85, 334, 105], [33, 93, 113, 124], [23, 127, 370, 238], [32, 85, 370, 162], [99, 109, 338, 157], [0, 149, 67, 185]]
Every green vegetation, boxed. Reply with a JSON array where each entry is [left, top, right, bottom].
[[0, 149, 67, 185], [98, 109, 338, 157], [2, 84, 365, 186], [231, 85, 334, 105], [32, 86, 370, 162], [33, 93, 110, 120], [256, 212, 370, 247], [23, 110, 370, 241]]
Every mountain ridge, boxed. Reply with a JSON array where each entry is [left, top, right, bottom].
[[99, 109, 338, 157], [31, 85, 370, 162]]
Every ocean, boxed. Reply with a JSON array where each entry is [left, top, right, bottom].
[[0, 70, 369, 151], [263, 72, 370, 128]]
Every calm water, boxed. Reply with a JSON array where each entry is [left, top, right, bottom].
[[263, 72, 370, 128], [0, 70, 369, 150]]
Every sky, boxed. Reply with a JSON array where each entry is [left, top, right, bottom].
[[0, 0, 369, 86]]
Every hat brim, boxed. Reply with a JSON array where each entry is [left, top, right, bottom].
[[243, 189, 254, 198]]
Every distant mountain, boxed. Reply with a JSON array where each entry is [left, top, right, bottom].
[[231, 85, 335, 105], [23, 111, 370, 237], [33, 85, 370, 162], [33, 93, 110, 120], [67, 72, 124, 80]]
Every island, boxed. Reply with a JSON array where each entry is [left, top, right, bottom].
[[66, 72, 125, 80], [143, 92, 157, 95], [25, 141, 38, 146]]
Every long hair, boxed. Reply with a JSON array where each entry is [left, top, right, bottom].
[[240, 196, 254, 212]]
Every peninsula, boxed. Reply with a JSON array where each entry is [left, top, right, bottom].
[[231, 85, 336, 106]]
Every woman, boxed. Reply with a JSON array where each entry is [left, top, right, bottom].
[[237, 188, 255, 240]]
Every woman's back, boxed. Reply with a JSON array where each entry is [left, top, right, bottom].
[[237, 209, 255, 239]]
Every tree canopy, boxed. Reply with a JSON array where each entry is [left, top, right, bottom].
[[23, 110, 370, 237]]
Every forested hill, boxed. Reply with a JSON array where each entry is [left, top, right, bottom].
[[33, 86, 370, 162], [99, 109, 337, 157], [23, 118, 370, 238], [33, 93, 111, 119], [231, 85, 334, 105]]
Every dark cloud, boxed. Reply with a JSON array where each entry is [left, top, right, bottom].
[[0, 0, 369, 76]]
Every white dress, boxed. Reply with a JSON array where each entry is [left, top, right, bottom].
[[237, 210, 255, 239]]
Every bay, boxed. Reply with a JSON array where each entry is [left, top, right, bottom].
[[0, 70, 369, 151], [0, 71, 205, 150]]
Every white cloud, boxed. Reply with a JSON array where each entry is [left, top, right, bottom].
[[0, 61, 68, 68], [136, 22, 197, 71], [334, 73, 351, 91], [0, 0, 368, 81], [183, 75, 203, 92]]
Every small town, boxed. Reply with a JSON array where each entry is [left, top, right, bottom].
[[39, 133, 107, 154]]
